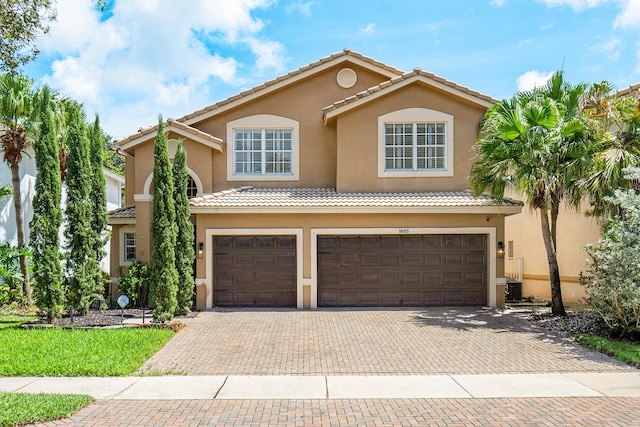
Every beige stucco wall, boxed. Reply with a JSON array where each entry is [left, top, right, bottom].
[[193, 63, 397, 191], [193, 211, 507, 308], [505, 191, 601, 302], [334, 83, 486, 193]]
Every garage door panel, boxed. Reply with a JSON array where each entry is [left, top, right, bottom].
[[318, 234, 486, 307], [425, 254, 442, 265], [382, 254, 402, 266], [361, 254, 380, 266], [214, 235, 296, 307], [445, 291, 464, 304], [340, 254, 359, 266], [465, 253, 486, 265], [444, 254, 463, 265], [402, 291, 421, 305]]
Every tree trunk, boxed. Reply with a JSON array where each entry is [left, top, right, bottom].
[[539, 207, 565, 316], [550, 193, 560, 250], [10, 162, 31, 300]]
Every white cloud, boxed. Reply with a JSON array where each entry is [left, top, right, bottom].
[[536, 0, 610, 12], [359, 23, 376, 35], [490, 0, 505, 7], [38, 0, 284, 139], [285, 1, 318, 16], [589, 36, 622, 61], [614, 0, 640, 28], [516, 70, 554, 91]]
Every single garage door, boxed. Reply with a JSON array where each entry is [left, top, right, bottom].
[[318, 234, 486, 306], [213, 235, 296, 307]]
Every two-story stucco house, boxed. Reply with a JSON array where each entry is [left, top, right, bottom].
[[108, 49, 522, 310]]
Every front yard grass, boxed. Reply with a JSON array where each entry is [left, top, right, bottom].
[[0, 392, 93, 427], [574, 333, 640, 367], [0, 315, 174, 376]]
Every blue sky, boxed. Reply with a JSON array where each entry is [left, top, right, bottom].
[[22, 0, 640, 140]]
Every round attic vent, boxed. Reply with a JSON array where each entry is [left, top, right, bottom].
[[336, 67, 357, 88]]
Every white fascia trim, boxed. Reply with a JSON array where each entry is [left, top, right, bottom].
[[118, 124, 224, 152], [226, 114, 300, 182], [203, 228, 304, 309], [183, 56, 402, 126], [190, 206, 523, 215], [134, 193, 154, 202], [310, 227, 497, 309], [378, 108, 454, 178], [103, 168, 125, 183], [324, 75, 494, 124]]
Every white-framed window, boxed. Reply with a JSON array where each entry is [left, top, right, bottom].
[[227, 114, 300, 181], [124, 233, 136, 262], [378, 108, 454, 178], [384, 122, 446, 171], [233, 128, 293, 175], [119, 225, 137, 266]]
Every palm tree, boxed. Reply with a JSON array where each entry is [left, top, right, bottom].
[[471, 72, 589, 316], [0, 73, 40, 300], [580, 83, 640, 218]]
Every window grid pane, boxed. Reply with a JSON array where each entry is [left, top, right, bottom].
[[234, 128, 293, 175], [124, 233, 136, 262], [385, 122, 446, 171]]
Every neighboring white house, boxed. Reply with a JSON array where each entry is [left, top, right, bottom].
[[0, 146, 124, 274]]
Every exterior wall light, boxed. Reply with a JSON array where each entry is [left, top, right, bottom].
[[497, 241, 505, 258], [198, 242, 204, 259]]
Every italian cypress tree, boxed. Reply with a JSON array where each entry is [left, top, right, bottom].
[[172, 141, 195, 315], [30, 87, 64, 322], [64, 103, 97, 315], [88, 115, 109, 299], [149, 116, 178, 321]]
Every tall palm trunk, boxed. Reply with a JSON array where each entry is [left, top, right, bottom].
[[10, 161, 30, 300], [539, 208, 565, 316]]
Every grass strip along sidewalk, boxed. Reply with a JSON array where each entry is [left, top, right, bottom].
[[0, 314, 175, 426], [0, 392, 93, 427]]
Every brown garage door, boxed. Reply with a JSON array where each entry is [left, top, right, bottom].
[[213, 236, 296, 307], [318, 234, 486, 306]]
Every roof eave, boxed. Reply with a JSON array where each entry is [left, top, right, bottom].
[[190, 205, 523, 215], [181, 54, 404, 126], [116, 122, 224, 153]]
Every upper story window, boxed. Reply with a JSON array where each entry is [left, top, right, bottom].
[[384, 122, 446, 171], [378, 108, 454, 178], [233, 129, 293, 175], [123, 232, 136, 263], [227, 114, 300, 182]]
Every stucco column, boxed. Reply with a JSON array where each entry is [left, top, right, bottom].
[[134, 195, 153, 264]]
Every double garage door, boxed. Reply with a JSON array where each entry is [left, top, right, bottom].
[[213, 234, 487, 307]]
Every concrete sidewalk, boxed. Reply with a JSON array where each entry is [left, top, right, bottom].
[[3, 372, 640, 400]]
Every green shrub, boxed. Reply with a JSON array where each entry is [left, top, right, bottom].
[[0, 243, 30, 306], [117, 260, 149, 307], [581, 181, 640, 337]]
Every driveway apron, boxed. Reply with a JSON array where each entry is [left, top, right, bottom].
[[138, 307, 630, 376]]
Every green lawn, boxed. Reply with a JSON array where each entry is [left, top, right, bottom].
[[0, 315, 174, 376], [0, 392, 93, 427], [574, 334, 640, 366], [0, 314, 37, 330]]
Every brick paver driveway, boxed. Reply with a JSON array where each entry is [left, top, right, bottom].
[[35, 308, 640, 427], [138, 307, 630, 376]]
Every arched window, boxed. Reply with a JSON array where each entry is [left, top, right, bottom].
[[187, 176, 198, 198]]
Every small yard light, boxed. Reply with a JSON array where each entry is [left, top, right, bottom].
[[117, 295, 130, 325], [497, 241, 505, 258]]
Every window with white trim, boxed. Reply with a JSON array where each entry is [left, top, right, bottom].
[[378, 108, 454, 178], [124, 233, 136, 262], [227, 115, 300, 181], [384, 122, 446, 171], [233, 128, 293, 175], [187, 176, 198, 198]]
